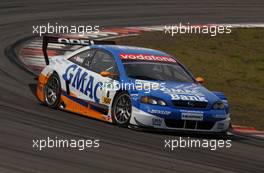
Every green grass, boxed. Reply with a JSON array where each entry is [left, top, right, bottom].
[[114, 28, 264, 130]]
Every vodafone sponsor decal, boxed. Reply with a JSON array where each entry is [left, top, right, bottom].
[[120, 53, 176, 63]]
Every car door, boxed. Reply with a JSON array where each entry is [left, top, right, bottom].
[[79, 49, 119, 110], [65, 48, 95, 99]]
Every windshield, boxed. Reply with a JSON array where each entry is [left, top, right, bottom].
[[124, 62, 194, 82]]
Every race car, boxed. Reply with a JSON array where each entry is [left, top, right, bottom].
[[36, 35, 230, 134]]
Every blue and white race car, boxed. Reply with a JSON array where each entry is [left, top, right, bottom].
[[36, 36, 230, 134]]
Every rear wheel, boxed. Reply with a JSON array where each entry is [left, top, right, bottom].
[[44, 73, 61, 108], [111, 91, 132, 126]]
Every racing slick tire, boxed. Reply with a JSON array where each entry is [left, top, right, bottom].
[[111, 91, 132, 126], [43, 72, 61, 108]]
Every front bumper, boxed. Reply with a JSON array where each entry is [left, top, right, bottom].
[[130, 106, 230, 133]]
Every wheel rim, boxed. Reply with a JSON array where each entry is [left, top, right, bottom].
[[45, 76, 59, 106], [114, 94, 132, 124]]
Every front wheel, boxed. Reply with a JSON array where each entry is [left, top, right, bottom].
[[111, 91, 132, 126], [44, 73, 61, 108]]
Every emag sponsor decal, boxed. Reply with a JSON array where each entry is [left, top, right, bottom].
[[120, 53, 177, 63]]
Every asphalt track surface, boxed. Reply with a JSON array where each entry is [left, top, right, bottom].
[[1, 0, 264, 172]]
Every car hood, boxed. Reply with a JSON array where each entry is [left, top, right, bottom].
[[129, 79, 221, 108]]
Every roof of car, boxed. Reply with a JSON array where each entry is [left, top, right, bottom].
[[90, 44, 169, 56]]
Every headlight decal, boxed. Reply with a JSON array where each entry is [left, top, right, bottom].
[[140, 96, 167, 106], [212, 101, 225, 109]]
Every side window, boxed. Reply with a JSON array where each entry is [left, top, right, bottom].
[[69, 49, 95, 68], [90, 50, 119, 77]]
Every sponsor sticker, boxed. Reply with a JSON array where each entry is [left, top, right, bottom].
[[120, 53, 177, 63], [181, 110, 204, 121], [152, 118, 163, 126], [62, 64, 102, 103], [102, 96, 111, 104], [161, 86, 208, 102], [170, 94, 207, 102], [148, 109, 171, 115]]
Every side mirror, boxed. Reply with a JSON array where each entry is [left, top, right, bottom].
[[100, 71, 112, 77], [196, 76, 205, 84], [100, 71, 119, 78]]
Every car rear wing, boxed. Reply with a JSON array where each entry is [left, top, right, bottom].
[[42, 35, 116, 65]]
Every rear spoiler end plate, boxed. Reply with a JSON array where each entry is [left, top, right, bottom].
[[42, 35, 115, 65]]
